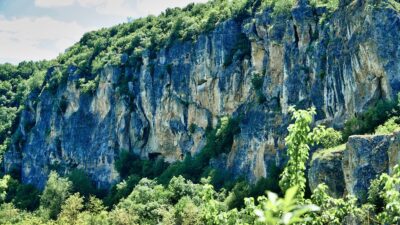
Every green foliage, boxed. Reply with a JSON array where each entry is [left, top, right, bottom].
[[104, 175, 140, 207], [12, 184, 40, 211], [310, 0, 339, 12], [342, 98, 399, 140], [252, 186, 319, 224], [0, 203, 47, 225], [368, 165, 400, 224], [57, 193, 84, 225], [312, 126, 342, 149], [0, 61, 52, 162], [260, 0, 296, 16], [374, 117, 400, 134], [115, 150, 169, 179], [280, 107, 341, 200], [78, 77, 98, 94], [311, 144, 346, 162], [55, 0, 256, 81], [40, 171, 72, 219], [0, 175, 10, 203], [251, 74, 263, 90], [279, 107, 315, 199], [226, 165, 282, 210], [189, 123, 198, 133], [308, 184, 363, 224], [68, 169, 96, 197], [251, 73, 267, 104]]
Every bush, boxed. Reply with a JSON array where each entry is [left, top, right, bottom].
[[68, 169, 96, 197], [251, 74, 263, 90], [342, 99, 398, 140], [12, 184, 40, 211], [313, 126, 343, 148], [374, 117, 400, 134], [104, 175, 141, 207], [78, 78, 98, 94], [114, 150, 169, 180]]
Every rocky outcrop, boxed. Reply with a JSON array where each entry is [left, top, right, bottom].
[[308, 145, 346, 198], [342, 134, 392, 201], [4, 0, 400, 189], [309, 132, 400, 201]]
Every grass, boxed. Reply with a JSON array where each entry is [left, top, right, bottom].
[[388, 0, 400, 12], [311, 144, 346, 162]]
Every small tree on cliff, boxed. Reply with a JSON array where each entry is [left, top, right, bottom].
[[279, 106, 335, 200]]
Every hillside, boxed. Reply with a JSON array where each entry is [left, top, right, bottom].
[[2, 0, 400, 224]]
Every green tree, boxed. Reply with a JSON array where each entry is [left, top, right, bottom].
[[40, 171, 72, 219], [279, 107, 336, 199], [279, 107, 316, 199], [68, 169, 96, 197], [57, 193, 84, 225], [12, 184, 40, 211], [0, 175, 10, 203], [252, 186, 319, 225]]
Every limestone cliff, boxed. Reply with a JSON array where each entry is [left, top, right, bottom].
[[3, 0, 400, 189], [309, 132, 400, 201]]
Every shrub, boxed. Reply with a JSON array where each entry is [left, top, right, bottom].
[[374, 117, 400, 134], [368, 165, 400, 224], [104, 175, 141, 207], [312, 126, 343, 148], [0, 175, 10, 203], [251, 74, 263, 90], [78, 78, 98, 94], [343, 99, 398, 140], [68, 169, 96, 197], [12, 184, 40, 211], [114, 150, 169, 184]]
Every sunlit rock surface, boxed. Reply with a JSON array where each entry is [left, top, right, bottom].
[[4, 0, 400, 189]]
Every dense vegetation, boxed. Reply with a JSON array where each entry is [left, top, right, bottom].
[[0, 61, 52, 160], [1, 107, 400, 224]]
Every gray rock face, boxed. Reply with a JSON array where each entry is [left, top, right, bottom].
[[4, 1, 400, 189], [343, 134, 393, 201], [309, 132, 400, 201], [308, 146, 346, 198]]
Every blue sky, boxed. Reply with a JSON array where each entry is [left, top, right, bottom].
[[0, 0, 207, 64]]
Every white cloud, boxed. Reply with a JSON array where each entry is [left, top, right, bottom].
[[34, 0, 75, 8], [2, 0, 209, 64], [34, 0, 208, 17], [0, 17, 89, 63], [80, 0, 138, 17], [137, 0, 208, 16]]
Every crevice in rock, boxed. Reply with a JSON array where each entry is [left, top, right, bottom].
[[309, 24, 316, 42], [148, 152, 162, 160], [293, 24, 299, 47]]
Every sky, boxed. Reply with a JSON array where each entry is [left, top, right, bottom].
[[0, 0, 208, 64]]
